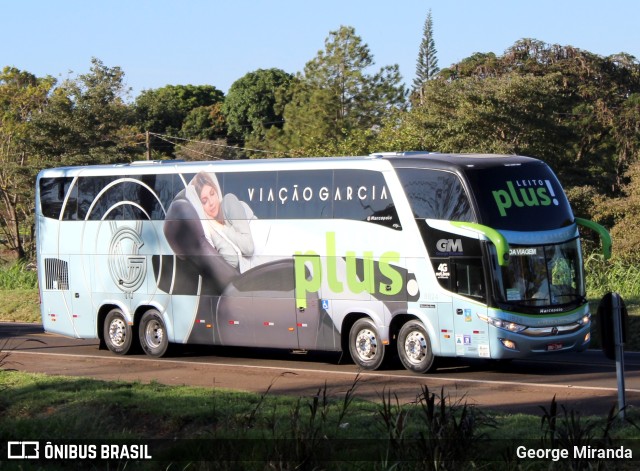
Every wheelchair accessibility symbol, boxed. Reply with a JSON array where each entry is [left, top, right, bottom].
[[321, 299, 330, 310]]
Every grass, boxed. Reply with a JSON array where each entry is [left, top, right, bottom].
[[0, 370, 638, 469], [0, 261, 38, 290]]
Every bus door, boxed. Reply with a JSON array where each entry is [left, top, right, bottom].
[[69, 253, 97, 337], [294, 254, 324, 350], [450, 257, 490, 359]]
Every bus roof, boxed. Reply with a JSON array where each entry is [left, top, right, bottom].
[[377, 152, 543, 172], [37, 152, 543, 178]]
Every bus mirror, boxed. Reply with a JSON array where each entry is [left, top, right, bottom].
[[597, 292, 627, 361], [451, 221, 509, 266], [575, 218, 612, 260]]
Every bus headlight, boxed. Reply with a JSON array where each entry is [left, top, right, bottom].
[[577, 314, 591, 326], [479, 315, 527, 333]]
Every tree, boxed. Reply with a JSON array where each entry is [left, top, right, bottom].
[[268, 26, 406, 155], [30, 58, 137, 166], [181, 102, 227, 141], [134, 84, 224, 142], [222, 68, 293, 145], [412, 9, 439, 102], [436, 40, 640, 192], [379, 72, 567, 161], [0, 67, 55, 259]]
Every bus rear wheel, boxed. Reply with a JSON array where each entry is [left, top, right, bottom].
[[104, 308, 134, 355], [349, 318, 385, 370], [139, 309, 169, 357], [397, 321, 435, 373]]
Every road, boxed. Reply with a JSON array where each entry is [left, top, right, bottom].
[[2, 322, 639, 416]]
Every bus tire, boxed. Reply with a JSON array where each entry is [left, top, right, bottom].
[[397, 321, 435, 373], [349, 318, 385, 370], [104, 308, 134, 355], [139, 309, 169, 358]]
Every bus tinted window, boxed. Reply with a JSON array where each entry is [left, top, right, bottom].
[[224, 171, 278, 219], [224, 169, 399, 228], [396, 168, 474, 221], [465, 161, 573, 231], [275, 169, 334, 219], [138, 174, 175, 219], [333, 169, 397, 226], [39, 177, 73, 219]]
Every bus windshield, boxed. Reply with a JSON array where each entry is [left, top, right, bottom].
[[495, 239, 585, 309]]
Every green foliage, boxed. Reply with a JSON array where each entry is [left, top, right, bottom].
[[0, 262, 37, 289], [134, 83, 225, 138], [1, 371, 637, 469], [30, 58, 137, 166], [0, 67, 56, 259], [379, 72, 568, 161], [412, 9, 439, 100], [269, 26, 406, 155], [222, 68, 293, 144]]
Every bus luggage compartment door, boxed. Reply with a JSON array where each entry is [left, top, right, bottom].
[[216, 258, 299, 349]]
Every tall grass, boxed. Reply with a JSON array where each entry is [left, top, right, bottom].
[[0, 262, 38, 289], [585, 254, 640, 303]]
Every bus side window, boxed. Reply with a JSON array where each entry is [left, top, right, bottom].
[[40, 177, 74, 219], [395, 168, 474, 222], [454, 258, 485, 300]]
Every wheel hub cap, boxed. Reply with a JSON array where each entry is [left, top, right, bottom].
[[404, 331, 427, 364], [355, 329, 377, 360], [109, 319, 127, 346]]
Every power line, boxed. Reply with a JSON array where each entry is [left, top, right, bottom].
[[147, 132, 276, 158]]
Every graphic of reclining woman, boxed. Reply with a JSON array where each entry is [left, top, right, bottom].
[[185, 171, 255, 271]]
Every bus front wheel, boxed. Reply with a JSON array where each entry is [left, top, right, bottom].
[[104, 308, 134, 355], [139, 309, 169, 358], [349, 318, 385, 370], [397, 321, 435, 373]]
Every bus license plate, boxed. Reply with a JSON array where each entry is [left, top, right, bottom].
[[547, 343, 563, 351]]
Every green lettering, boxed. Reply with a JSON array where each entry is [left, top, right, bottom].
[[506, 181, 524, 207], [325, 232, 344, 292], [537, 187, 551, 206], [379, 252, 403, 296], [346, 251, 374, 294], [520, 188, 539, 207], [492, 189, 512, 217], [294, 252, 322, 310]]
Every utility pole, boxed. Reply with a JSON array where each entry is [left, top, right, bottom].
[[145, 131, 151, 160]]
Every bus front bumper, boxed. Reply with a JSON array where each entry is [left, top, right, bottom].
[[487, 323, 591, 360]]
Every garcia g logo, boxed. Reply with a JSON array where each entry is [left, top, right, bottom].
[[108, 221, 146, 297]]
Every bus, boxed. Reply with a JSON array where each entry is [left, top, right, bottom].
[[35, 152, 611, 373]]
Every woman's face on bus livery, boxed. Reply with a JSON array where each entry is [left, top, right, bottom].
[[199, 184, 220, 219]]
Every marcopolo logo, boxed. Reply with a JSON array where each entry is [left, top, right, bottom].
[[492, 179, 559, 217]]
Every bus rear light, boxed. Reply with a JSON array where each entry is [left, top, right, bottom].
[[500, 339, 517, 350]]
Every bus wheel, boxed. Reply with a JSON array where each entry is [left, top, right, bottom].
[[397, 321, 434, 373], [139, 309, 169, 358], [104, 308, 133, 355], [349, 318, 385, 370]]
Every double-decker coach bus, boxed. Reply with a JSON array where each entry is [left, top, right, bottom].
[[35, 152, 611, 373]]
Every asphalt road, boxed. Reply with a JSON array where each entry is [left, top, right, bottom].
[[2, 322, 639, 416]]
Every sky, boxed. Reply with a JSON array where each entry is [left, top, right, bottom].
[[2, 0, 639, 100]]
